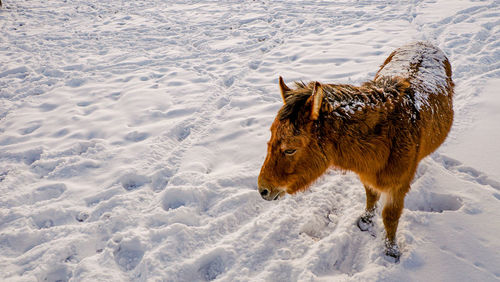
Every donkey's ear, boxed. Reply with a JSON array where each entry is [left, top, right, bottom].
[[279, 76, 291, 104], [310, 82, 323, 120]]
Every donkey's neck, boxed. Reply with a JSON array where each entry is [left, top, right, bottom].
[[321, 77, 406, 118], [320, 77, 409, 173]]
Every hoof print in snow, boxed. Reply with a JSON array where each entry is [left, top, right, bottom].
[[493, 193, 500, 201], [434, 154, 500, 190], [240, 118, 257, 128], [40, 265, 72, 282], [36, 218, 54, 229], [65, 78, 86, 87], [76, 211, 89, 222], [406, 192, 462, 213], [199, 256, 225, 281], [119, 172, 149, 191], [19, 123, 41, 135], [76, 101, 92, 107], [196, 249, 233, 281], [150, 168, 174, 192], [174, 125, 192, 142], [125, 131, 149, 142], [31, 209, 70, 229], [32, 183, 66, 202], [107, 92, 122, 101], [223, 75, 235, 88], [39, 103, 58, 112], [113, 238, 145, 271], [162, 186, 209, 211], [216, 97, 230, 109], [162, 188, 190, 210], [0, 171, 7, 182]]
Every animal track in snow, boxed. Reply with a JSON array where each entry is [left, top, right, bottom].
[[119, 171, 150, 191], [113, 237, 145, 271], [18, 122, 41, 135], [0, 171, 7, 182], [170, 123, 193, 142], [124, 131, 149, 142], [406, 192, 463, 213], [433, 154, 500, 191], [39, 264, 72, 282], [39, 103, 58, 112], [162, 186, 210, 211], [76, 211, 89, 222], [196, 248, 234, 281], [32, 183, 66, 202], [2, 147, 43, 165], [30, 208, 73, 229]]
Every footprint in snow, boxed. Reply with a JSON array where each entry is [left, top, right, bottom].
[[39, 103, 58, 112], [162, 186, 210, 211], [76, 211, 89, 222], [119, 172, 150, 191], [32, 183, 66, 203], [76, 101, 93, 107], [113, 237, 145, 271], [195, 248, 234, 281], [493, 193, 500, 201], [0, 171, 7, 182], [107, 92, 122, 101], [170, 123, 192, 142], [124, 131, 149, 142], [39, 264, 72, 282], [65, 78, 86, 87], [18, 122, 41, 135], [406, 192, 463, 213], [240, 117, 257, 127], [433, 154, 500, 191]]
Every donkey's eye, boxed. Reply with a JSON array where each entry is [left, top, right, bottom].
[[284, 149, 297, 155]]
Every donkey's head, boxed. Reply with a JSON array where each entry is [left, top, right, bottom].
[[258, 77, 330, 201]]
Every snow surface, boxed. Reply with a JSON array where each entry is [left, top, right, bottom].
[[1, 0, 499, 281]]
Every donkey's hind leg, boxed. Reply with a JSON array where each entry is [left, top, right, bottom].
[[357, 185, 380, 231], [382, 186, 408, 262]]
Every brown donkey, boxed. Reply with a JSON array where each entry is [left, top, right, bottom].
[[258, 42, 454, 261]]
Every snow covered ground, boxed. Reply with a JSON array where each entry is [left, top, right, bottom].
[[1, 0, 499, 281]]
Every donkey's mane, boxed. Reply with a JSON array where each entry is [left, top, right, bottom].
[[278, 77, 410, 125], [278, 82, 313, 124]]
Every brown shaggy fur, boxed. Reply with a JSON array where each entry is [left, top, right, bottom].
[[258, 42, 454, 260]]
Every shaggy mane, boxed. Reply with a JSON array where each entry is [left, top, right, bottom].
[[278, 77, 411, 125]]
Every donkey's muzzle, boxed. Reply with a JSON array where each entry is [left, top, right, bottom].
[[260, 188, 270, 198], [258, 186, 283, 201]]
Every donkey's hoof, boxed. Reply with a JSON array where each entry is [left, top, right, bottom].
[[384, 240, 401, 263], [357, 211, 375, 231], [357, 216, 372, 231]]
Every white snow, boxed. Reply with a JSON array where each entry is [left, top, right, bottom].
[[1, 0, 499, 281]]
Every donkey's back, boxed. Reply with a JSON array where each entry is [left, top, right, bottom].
[[375, 41, 454, 161]]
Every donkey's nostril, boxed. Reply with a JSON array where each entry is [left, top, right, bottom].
[[260, 188, 269, 197]]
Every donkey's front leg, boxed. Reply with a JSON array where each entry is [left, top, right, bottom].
[[382, 188, 407, 262], [357, 185, 380, 231]]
